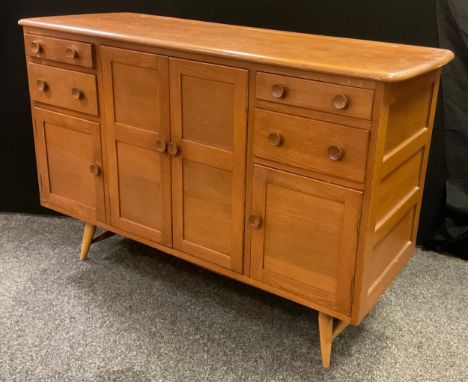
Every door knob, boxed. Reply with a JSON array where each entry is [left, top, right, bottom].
[[155, 139, 167, 153], [167, 143, 179, 156], [248, 215, 262, 229], [89, 163, 102, 176]]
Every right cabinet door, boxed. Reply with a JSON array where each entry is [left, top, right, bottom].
[[249, 165, 362, 314], [169, 59, 248, 272]]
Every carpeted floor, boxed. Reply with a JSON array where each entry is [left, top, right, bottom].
[[0, 213, 467, 382]]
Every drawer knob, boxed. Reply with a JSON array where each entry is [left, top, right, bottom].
[[31, 41, 42, 55], [167, 143, 179, 156], [65, 47, 78, 59], [268, 132, 283, 147], [155, 139, 167, 153], [272, 84, 286, 98], [333, 94, 348, 110], [71, 88, 83, 100], [89, 163, 102, 176], [327, 146, 344, 161], [248, 215, 262, 229], [36, 79, 48, 92]]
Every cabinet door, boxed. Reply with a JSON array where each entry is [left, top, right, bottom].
[[101, 47, 172, 246], [32, 108, 105, 222], [169, 59, 248, 272], [249, 165, 362, 314]]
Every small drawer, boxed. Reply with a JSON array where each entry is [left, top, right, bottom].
[[27, 63, 98, 116], [256, 72, 374, 120], [24, 34, 94, 68], [253, 109, 369, 183]]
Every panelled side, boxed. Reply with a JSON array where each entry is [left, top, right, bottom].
[[352, 70, 441, 324]]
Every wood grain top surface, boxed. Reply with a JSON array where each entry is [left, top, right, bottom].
[[19, 13, 454, 81]]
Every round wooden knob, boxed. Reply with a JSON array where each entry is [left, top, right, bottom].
[[167, 143, 179, 156], [66, 47, 78, 59], [272, 84, 286, 98], [89, 163, 102, 176], [333, 95, 348, 110], [31, 41, 41, 55], [155, 139, 167, 153], [36, 79, 48, 92], [248, 215, 262, 229], [71, 88, 83, 100], [268, 132, 283, 147], [327, 146, 344, 161]]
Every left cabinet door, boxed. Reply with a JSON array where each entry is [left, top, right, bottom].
[[101, 47, 172, 246], [32, 108, 105, 222]]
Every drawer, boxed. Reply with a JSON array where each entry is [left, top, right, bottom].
[[24, 34, 94, 68], [252, 109, 369, 183], [27, 63, 98, 116], [256, 72, 374, 120]]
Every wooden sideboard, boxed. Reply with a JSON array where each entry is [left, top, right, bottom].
[[19, 13, 453, 368]]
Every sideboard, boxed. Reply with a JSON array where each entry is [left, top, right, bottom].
[[18, 13, 453, 367]]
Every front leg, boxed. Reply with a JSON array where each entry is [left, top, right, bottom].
[[318, 311, 349, 368], [80, 223, 96, 261]]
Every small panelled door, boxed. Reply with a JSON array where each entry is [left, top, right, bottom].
[[169, 59, 248, 272], [249, 165, 362, 314], [101, 47, 172, 246], [32, 108, 105, 223]]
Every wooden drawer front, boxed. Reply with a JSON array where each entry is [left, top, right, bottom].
[[253, 109, 369, 183], [24, 34, 94, 68], [256, 72, 374, 120], [27, 63, 98, 116]]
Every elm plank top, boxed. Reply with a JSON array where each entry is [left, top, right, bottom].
[[19, 12, 454, 81]]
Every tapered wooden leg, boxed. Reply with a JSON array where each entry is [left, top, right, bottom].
[[80, 223, 96, 261], [318, 312, 333, 368], [318, 312, 349, 368]]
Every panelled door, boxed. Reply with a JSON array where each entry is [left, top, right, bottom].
[[32, 108, 105, 223], [101, 47, 172, 246], [249, 165, 362, 313], [169, 59, 248, 272]]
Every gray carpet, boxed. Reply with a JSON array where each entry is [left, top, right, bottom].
[[0, 213, 467, 382]]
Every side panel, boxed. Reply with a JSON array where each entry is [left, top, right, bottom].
[[352, 70, 441, 323]]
